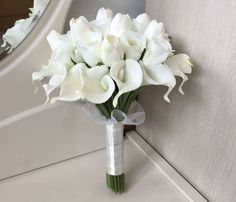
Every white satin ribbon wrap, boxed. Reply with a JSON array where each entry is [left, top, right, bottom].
[[105, 123, 124, 175], [83, 101, 145, 175]]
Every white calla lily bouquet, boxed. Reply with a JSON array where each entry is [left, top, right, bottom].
[[32, 8, 193, 193]]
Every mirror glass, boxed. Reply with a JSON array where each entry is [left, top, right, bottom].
[[0, 0, 50, 60]]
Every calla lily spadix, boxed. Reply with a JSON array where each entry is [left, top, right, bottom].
[[110, 59, 143, 107], [32, 7, 194, 194]]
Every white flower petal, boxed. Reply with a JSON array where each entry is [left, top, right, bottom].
[[47, 30, 66, 51], [143, 39, 172, 66], [110, 59, 143, 107], [144, 20, 169, 41], [121, 31, 146, 60], [140, 61, 176, 102], [110, 13, 133, 37], [50, 63, 84, 103], [47, 30, 75, 67], [76, 31, 102, 66], [165, 54, 193, 94], [133, 13, 150, 33], [36, 62, 67, 102], [101, 35, 124, 67], [81, 65, 115, 104], [70, 16, 92, 46], [96, 7, 113, 21], [90, 8, 113, 36]]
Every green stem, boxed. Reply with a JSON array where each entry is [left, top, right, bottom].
[[123, 87, 144, 114], [96, 104, 110, 119], [106, 173, 125, 193]]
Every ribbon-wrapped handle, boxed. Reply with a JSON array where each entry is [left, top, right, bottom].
[[106, 123, 124, 176]]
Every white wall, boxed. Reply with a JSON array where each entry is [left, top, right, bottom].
[[137, 1, 236, 201], [64, 0, 146, 31]]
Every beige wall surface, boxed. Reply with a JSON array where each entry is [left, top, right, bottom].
[[64, 0, 146, 31], [137, 1, 236, 202]]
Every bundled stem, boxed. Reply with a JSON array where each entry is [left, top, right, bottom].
[[96, 86, 144, 117], [95, 87, 144, 193], [106, 173, 125, 193]]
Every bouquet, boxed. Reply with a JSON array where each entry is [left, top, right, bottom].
[[32, 8, 193, 193]]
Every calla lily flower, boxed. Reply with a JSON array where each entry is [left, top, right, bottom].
[[144, 20, 169, 41], [110, 59, 143, 107], [50, 63, 84, 103], [121, 31, 146, 60], [32, 61, 67, 102], [90, 7, 113, 36], [143, 38, 172, 66], [133, 13, 150, 33], [70, 16, 92, 46], [76, 31, 102, 67], [81, 65, 115, 104], [101, 35, 124, 67], [70, 17, 103, 67], [96, 7, 113, 21], [51, 63, 115, 104], [165, 54, 193, 94], [47, 30, 71, 51], [47, 30, 75, 67], [139, 61, 176, 102], [33, 31, 74, 96], [110, 13, 133, 37]]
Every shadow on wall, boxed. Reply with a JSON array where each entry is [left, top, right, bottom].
[[64, 0, 146, 31]]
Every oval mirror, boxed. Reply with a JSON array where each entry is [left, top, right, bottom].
[[0, 0, 50, 60]]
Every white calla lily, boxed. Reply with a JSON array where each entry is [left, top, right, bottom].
[[32, 61, 67, 102], [70, 16, 92, 46], [96, 7, 113, 21], [110, 13, 133, 37], [80, 65, 115, 104], [50, 63, 84, 103], [47, 30, 68, 51], [133, 13, 150, 33], [121, 31, 146, 60], [51, 63, 115, 104], [140, 61, 176, 102], [47, 30, 75, 67], [143, 38, 172, 66], [144, 20, 169, 41], [76, 31, 102, 67], [101, 35, 124, 67], [110, 59, 143, 107], [165, 54, 193, 94], [90, 7, 113, 36]]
